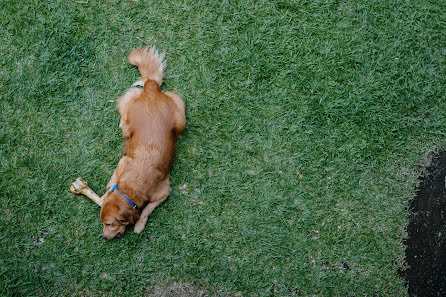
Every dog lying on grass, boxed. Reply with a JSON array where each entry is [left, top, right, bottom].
[[72, 47, 186, 239]]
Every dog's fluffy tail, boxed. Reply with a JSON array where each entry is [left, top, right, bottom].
[[128, 47, 165, 86]]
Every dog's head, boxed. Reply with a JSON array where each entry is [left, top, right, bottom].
[[100, 192, 139, 239]]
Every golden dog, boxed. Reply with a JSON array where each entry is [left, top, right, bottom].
[[100, 47, 185, 239]]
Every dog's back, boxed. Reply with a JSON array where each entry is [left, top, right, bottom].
[[125, 81, 177, 174], [116, 47, 183, 201]]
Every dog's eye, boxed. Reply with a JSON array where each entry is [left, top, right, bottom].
[[106, 224, 111, 226]]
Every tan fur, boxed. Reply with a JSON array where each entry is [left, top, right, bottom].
[[100, 47, 186, 239], [116, 87, 143, 138], [128, 47, 165, 85]]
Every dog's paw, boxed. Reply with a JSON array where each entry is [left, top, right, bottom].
[[134, 222, 146, 234]]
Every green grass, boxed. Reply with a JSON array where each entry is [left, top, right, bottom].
[[1, 0, 445, 296]]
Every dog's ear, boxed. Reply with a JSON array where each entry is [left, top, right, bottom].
[[119, 207, 139, 225]]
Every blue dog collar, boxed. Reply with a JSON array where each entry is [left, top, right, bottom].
[[110, 184, 137, 209]]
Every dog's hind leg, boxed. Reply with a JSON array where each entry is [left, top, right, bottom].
[[116, 87, 143, 138], [164, 92, 186, 135], [134, 176, 171, 234]]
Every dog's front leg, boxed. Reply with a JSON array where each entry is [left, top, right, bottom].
[[105, 169, 118, 192], [105, 156, 132, 192], [133, 201, 164, 233], [134, 177, 171, 233]]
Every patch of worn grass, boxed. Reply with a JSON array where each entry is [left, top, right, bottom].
[[1, 0, 445, 296]]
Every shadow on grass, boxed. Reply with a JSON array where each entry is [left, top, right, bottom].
[[401, 151, 446, 296]]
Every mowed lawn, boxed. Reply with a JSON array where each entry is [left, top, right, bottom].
[[1, 0, 445, 296]]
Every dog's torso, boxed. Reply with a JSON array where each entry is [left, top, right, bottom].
[[115, 84, 177, 207]]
